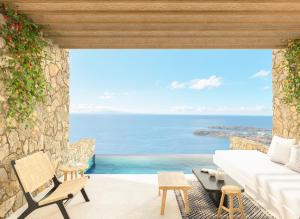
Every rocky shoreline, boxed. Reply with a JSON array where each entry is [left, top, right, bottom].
[[193, 125, 272, 145]]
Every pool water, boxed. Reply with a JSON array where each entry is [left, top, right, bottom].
[[86, 154, 215, 174]]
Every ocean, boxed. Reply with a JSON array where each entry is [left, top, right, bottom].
[[69, 114, 272, 173], [70, 114, 272, 154]]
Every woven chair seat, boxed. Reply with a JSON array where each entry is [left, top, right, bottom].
[[39, 176, 88, 205]]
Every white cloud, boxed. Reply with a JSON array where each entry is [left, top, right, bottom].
[[99, 92, 129, 100], [170, 105, 272, 115], [263, 86, 270, 90], [70, 104, 131, 114], [189, 76, 221, 90], [170, 81, 186, 89], [99, 92, 115, 100], [251, 70, 270, 78], [170, 75, 222, 90]]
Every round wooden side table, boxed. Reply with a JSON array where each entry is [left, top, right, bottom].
[[59, 163, 88, 181]]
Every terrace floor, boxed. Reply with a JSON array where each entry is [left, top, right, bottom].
[[9, 174, 195, 219]]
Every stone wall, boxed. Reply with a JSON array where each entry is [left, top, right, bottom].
[[272, 50, 300, 140], [0, 15, 95, 218], [229, 136, 269, 154]]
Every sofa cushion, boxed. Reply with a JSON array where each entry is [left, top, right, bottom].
[[286, 146, 300, 173], [270, 142, 293, 164], [267, 135, 296, 157], [214, 150, 300, 219]]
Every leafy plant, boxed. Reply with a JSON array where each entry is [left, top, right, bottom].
[[283, 40, 300, 112], [0, 5, 48, 124]]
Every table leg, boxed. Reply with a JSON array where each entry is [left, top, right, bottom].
[[74, 171, 78, 179], [183, 190, 190, 214], [160, 189, 167, 215], [63, 172, 67, 181]]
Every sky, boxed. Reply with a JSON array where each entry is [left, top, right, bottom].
[[70, 50, 272, 116]]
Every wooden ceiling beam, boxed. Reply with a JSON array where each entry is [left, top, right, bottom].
[[44, 30, 300, 38], [51, 36, 286, 46], [27, 12, 300, 24], [41, 23, 300, 31], [12, 2, 300, 12]]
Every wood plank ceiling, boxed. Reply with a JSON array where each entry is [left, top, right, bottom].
[[5, 0, 300, 49]]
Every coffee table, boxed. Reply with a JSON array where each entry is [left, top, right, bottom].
[[192, 169, 244, 207]]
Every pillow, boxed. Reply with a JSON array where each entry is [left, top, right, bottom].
[[267, 135, 296, 157], [286, 146, 300, 173], [270, 142, 293, 164]]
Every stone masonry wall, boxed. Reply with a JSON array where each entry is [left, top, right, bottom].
[[0, 14, 95, 218], [229, 136, 269, 154], [273, 50, 300, 140]]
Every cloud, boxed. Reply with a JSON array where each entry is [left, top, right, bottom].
[[251, 70, 270, 78], [170, 105, 272, 115], [99, 92, 115, 100], [170, 75, 222, 90], [263, 86, 270, 90], [170, 81, 186, 89], [70, 104, 131, 114], [189, 76, 221, 90], [99, 92, 129, 100]]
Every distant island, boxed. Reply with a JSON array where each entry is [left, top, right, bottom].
[[193, 125, 272, 145]]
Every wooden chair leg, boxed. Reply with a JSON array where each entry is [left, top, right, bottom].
[[63, 172, 67, 181], [158, 188, 161, 196], [238, 193, 245, 219], [160, 189, 167, 215], [217, 192, 225, 218], [183, 190, 190, 214], [57, 201, 70, 219], [229, 195, 234, 219]]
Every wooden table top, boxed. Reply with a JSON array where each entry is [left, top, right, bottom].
[[59, 163, 88, 172], [158, 172, 191, 190]]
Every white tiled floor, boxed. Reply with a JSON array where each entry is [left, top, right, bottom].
[[9, 174, 195, 219]]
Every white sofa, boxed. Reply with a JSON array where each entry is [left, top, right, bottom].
[[213, 150, 300, 219]]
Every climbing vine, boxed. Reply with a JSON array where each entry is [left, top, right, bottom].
[[283, 40, 300, 112], [0, 5, 48, 124]]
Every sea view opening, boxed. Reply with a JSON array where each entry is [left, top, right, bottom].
[[3, 2, 300, 218], [69, 50, 273, 174]]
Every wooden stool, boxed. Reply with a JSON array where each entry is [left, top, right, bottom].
[[217, 185, 245, 219]]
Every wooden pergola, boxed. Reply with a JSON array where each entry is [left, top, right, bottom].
[[7, 0, 300, 48]]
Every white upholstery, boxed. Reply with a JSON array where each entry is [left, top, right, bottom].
[[286, 146, 300, 173], [268, 135, 296, 157], [270, 142, 293, 164], [214, 150, 300, 219]]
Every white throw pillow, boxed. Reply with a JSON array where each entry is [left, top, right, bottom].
[[268, 135, 296, 157], [270, 142, 293, 164], [286, 146, 300, 173]]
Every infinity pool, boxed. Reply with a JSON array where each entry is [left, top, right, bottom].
[[86, 154, 215, 174]]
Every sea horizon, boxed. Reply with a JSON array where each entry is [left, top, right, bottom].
[[70, 114, 272, 155]]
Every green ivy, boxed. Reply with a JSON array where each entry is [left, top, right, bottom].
[[0, 5, 48, 124]]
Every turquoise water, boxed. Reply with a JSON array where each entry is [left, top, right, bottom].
[[86, 155, 215, 174], [70, 114, 272, 173]]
